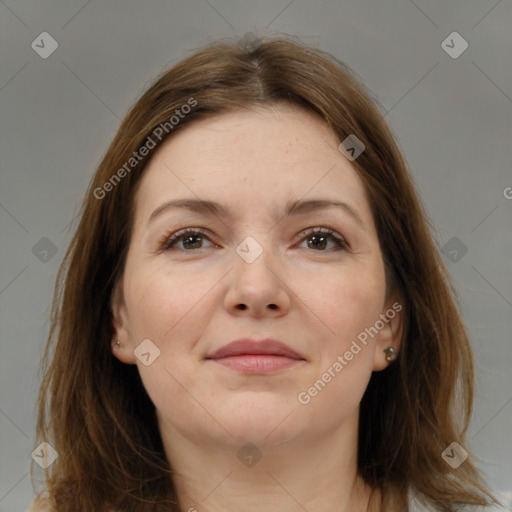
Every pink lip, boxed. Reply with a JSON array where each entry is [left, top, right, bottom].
[[206, 338, 305, 375]]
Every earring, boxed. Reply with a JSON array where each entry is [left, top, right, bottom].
[[383, 347, 395, 362], [116, 340, 121, 346]]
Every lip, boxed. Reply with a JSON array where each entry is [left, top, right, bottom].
[[205, 338, 306, 375]]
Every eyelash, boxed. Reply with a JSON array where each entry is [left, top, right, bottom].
[[158, 227, 349, 252]]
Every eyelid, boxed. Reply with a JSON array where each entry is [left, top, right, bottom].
[[296, 226, 349, 250], [158, 227, 211, 252], [158, 226, 349, 252]]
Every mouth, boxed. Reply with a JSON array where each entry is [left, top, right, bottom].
[[205, 338, 306, 375]]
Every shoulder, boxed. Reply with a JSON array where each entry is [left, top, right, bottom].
[[26, 494, 54, 512]]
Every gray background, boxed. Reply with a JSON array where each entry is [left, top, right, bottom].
[[1, 1, 511, 510]]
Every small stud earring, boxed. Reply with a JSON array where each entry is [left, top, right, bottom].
[[383, 347, 395, 362], [116, 340, 121, 346]]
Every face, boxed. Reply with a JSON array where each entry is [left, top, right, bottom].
[[112, 105, 402, 451]]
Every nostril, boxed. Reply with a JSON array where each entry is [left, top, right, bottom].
[[235, 303, 277, 310]]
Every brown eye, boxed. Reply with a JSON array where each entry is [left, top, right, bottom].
[[298, 228, 348, 251], [160, 228, 212, 251]]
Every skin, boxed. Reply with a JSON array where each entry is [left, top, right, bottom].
[[111, 105, 403, 512]]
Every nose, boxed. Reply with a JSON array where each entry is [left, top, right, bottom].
[[224, 241, 291, 318]]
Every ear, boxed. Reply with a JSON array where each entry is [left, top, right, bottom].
[[110, 281, 136, 365], [372, 297, 404, 371]]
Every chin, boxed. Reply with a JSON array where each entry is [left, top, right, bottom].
[[214, 393, 303, 445]]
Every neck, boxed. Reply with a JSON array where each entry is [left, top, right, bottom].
[[158, 411, 381, 512]]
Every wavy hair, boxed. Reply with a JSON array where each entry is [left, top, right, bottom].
[[32, 35, 499, 511]]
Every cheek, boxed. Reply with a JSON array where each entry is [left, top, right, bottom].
[[304, 264, 386, 349], [123, 264, 216, 424], [297, 265, 385, 417], [293, 272, 381, 417], [124, 262, 219, 342]]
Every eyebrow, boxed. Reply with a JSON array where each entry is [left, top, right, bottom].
[[148, 197, 364, 228]]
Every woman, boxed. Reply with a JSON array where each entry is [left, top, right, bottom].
[[29, 35, 499, 511]]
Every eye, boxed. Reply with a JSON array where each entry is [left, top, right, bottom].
[[159, 228, 214, 252], [297, 227, 348, 251], [159, 227, 348, 253]]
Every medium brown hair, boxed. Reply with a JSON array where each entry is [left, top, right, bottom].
[[33, 35, 499, 511]]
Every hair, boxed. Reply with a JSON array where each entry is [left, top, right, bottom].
[[32, 34, 500, 511]]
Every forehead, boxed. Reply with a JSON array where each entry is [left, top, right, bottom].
[[152, 104, 340, 168], [133, 105, 373, 227]]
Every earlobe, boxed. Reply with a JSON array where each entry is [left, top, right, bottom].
[[110, 284, 136, 364], [373, 299, 404, 371], [111, 337, 136, 365]]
